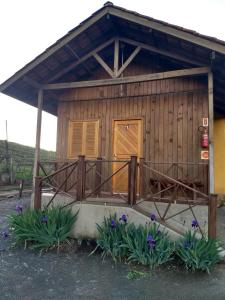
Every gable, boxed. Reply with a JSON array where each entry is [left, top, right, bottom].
[[1, 2, 225, 115]]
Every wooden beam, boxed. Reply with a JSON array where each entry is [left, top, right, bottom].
[[119, 37, 204, 67], [43, 67, 209, 90], [208, 71, 214, 194], [93, 53, 114, 77], [117, 46, 141, 77], [114, 39, 119, 77], [48, 38, 115, 82], [110, 7, 225, 55], [208, 194, 217, 238], [33, 89, 43, 184]]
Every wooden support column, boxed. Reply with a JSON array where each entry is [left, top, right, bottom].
[[34, 176, 42, 209], [139, 157, 146, 199], [208, 194, 217, 238], [33, 89, 43, 192], [208, 72, 214, 194], [208, 72, 217, 238], [95, 157, 102, 197], [128, 155, 137, 206], [77, 155, 86, 201], [114, 39, 119, 77]]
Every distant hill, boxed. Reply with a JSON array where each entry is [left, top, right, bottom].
[[0, 140, 55, 163]]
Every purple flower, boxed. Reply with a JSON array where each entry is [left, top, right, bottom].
[[1, 229, 9, 239], [147, 234, 156, 249], [150, 213, 156, 221], [191, 220, 199, 228], [119, 214, 127, 223], [157, 229, 161, 235], [110, 220, 116, 228], [41, 216, 48, 224], [184, 240, 192, 249], [16, 204, 23, 213]]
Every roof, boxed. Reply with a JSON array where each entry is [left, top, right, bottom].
[[1, 2, 225, 115]]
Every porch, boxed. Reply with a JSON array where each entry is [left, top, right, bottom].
[[33, 155, 216, 238]]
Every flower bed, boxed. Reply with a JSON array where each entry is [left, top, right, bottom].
[[92, 213, 221, 273]]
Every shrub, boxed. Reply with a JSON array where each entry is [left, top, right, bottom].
[[9, 205, 78, 251], [123, 222, 175, 269], [94, 214, 174, 269], [93, 214, 129, 262], [175, 230, 221, 273]]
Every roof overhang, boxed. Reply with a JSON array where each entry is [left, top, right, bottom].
[[1, 2, 225, 116]]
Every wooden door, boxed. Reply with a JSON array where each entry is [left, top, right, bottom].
[[113, 119, 142, 193]]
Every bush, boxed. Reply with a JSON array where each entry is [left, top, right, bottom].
[[9, 205, 78, 251], [175, 230, 221, 273], [94, 214, 129, 262], [123, 222, 174, 269]]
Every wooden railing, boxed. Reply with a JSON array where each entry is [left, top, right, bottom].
[[33, 156, 216, 238]]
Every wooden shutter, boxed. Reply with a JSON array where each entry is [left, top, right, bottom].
[[68, 122, 83, 158], [85, 121, 99, 157], [68, 120, 99, 158]]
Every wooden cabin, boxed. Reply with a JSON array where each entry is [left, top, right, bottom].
[[1, 2, 225, 237]]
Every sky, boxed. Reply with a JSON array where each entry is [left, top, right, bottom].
[[0, 0, 225, 151]]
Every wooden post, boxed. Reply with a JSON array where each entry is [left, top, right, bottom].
[[32, 89, 43, 189], [95, 157, 102, 197], [34, 176, 42, 209], [19, 179, 24, 198], [64, 162, 68, 192], [77, 155, 86, 201], [139, 157, 146, 199], [208, 72, 214, 194], [114, 39, 119, 77], [128, 155, 137, 206], [208, 194, 217, 238]]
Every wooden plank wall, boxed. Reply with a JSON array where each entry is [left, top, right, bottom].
[[56, 61, 209, 192]]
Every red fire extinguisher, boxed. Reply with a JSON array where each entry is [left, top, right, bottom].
[[198, 126, 209, 148]]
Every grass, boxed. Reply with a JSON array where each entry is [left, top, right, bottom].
[[0, 140, 55, 184]]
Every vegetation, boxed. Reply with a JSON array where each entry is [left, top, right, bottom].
[[93, 214, 129, 262], [123, 223, 174, 269], [0, 140, 55, 184], [0, 140, 55, 163], [93, 214, 221, 272], [9, 205, 78, 251], [175, 230, 220, 273]]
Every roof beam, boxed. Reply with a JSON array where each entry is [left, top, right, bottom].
[[48, 38, 115, 82], [113, 39, 119, 77], [110, 7, 225, 55], [93, 53, 114, 77], [119, 37, 204, 66], [43, 67, 209, 90], [117, 46, 141, 77]]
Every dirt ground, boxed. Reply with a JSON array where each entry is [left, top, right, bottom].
[[0, 196, 225, 300]]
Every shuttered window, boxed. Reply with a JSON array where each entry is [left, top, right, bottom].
[[68, 120, 99, 158]]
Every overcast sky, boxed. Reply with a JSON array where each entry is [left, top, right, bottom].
[[0, 0, 225, 151]]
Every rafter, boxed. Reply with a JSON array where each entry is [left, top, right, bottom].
[[48, 38, 115, 82], [119, 37, 204, 67], [93, 53, 114, 77], [117, 46, 141, 77]]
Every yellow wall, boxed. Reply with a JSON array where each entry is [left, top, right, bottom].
[[214, 119, 225, 194]]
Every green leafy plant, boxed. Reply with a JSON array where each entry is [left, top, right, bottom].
[[123, 222, 174, 269], [127, 270, 150, 280], [9, 205, 78, 251], [175, 230, 221, 273], [92, 214, 129, 262]]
